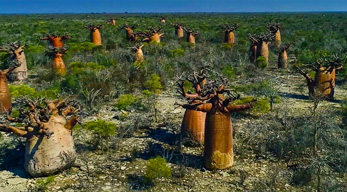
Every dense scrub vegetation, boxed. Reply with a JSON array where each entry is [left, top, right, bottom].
[[0, 13, 346, 191]]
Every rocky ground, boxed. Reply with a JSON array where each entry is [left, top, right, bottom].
[[0, 71, 347, 192]]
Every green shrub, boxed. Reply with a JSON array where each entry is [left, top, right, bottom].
[[84, 120, 117, 137], [144, 74, 162, 94], [34, 175, 55, 191], [145, 156, 171, 181], [233, 97, 270, 116], [25, 45, 45, 54], [222, 66, 235, 79], [221, 43, 232, 50], [170, 49, 185, 57], [69, 42, 97, 52], [256, 56, 267, 69], [115, 94, 137, 110], [9, 84, 59, 99]]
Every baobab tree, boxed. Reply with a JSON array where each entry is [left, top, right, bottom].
[[46, 47, 67, 76], [106, 18, 116, 26], [183, 27, 199, 44], [171, 23, 185, 39], [278, 44, 290, 69], [177, 76, 255, 170], [296, 55, 343, 100], [0, 42, 28, 81], [220, 24, 239, 46], [85, 25, 102, 46], [41, 34, 70, 48], [267, 23, 281, 47], [121, 25, 137, 42], [0, 97, 79, 177], [249, 33, 274, 65], [159, 17, 166, 23], [248, 34, 259, 63], [0, 61, 20, 114], [139, 28, 164, 43], [131, 44, 144, 62], [176, 67, 208, 145]]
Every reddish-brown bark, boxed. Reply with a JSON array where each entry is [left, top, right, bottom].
[[139, 28, 164, 43], [85, 25, 102, 45], [296, 55, 343, 100], [47, 48, 67, 76], [179, 77, 254, 169], [172, 23, 184, 39], [183, 27, 198, 44], [268, 23, 281, 47], [221, 24, 239, 46], [278, 44, 290, 69], [121, 25, 137, 41], [41, 34, 70, 48]]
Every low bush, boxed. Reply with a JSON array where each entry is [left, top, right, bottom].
[[256, 56, 267, 69], [145, 156, 172, 181]]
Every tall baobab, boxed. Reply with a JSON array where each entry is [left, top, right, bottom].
[[85, 25, 102, 45], [220, 24, 239, 46], [248, 34, 259, 63], [106, 18, 116, 26], [296, 55, 343, 100], [176, 67, 208, 144], [278, 44, 290, 69], [177, 76, 255, 170], [41, 34, 70, 48], [171, 23, 184, 39], [46, 47, 67, 76], [0, 61, 20, 114], [267, 23, 281, 47], [183, 27, 198, 44], [0, 98, 79, 177], [0, 43, 28, 81]]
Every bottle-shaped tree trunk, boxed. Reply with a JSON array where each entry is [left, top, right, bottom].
[[11, 45, 28, 81], [41, 35, 70, 48], [275, 30, 281, 47], [91, 29, 102, 45], [180, 80, 254, 170], [259, 41, 270, 64], [0, 71, 12, 113], [0, 99, 79, 177], [133, 45, 144, 62], [278, 44, 290, 69], [224, 31, 235, 46], [52, 53, 66, 76], [176, 26, 184, 39]]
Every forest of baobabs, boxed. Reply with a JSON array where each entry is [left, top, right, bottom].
[[0, 1, 346, 191]]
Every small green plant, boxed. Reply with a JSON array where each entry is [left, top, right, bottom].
[[256, 56, 267, 69], [34, 175, 55, 192], [144, 74, 162, 94], [233, 97, 270, 116], [170, 49, 185, 57], [9, 85, 59, 100], [115, 94, 137, 110], [145, 156, 172, 181], [83, 120, 117, 151], [222, 66, 235, 79], [221, 43, 232, 50]]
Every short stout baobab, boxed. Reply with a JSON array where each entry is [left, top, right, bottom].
[[296, 55, 343, 100], [0, 98, 79, 177], [139, 28, 164, 43]]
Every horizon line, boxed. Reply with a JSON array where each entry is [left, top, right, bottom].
[[0, 11, 347, 15]]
